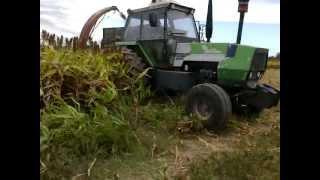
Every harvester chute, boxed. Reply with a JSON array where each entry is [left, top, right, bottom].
[[78, 6, 126, 49]]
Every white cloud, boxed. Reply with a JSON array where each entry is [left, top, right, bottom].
[[40, 0, 279, 39], [178, 0, 279, 24]]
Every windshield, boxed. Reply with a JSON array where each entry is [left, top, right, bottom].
[[124, 15, 141, 41], [167, 10, 197, 39], [141, 11, 166, 40]]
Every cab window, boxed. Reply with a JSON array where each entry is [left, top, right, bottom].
[[124, 15, 141, 41], [141, 11, 166, 40], [167, 10, 197, 39]]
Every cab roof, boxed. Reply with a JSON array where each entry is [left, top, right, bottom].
[[128, 2, 195, 14]]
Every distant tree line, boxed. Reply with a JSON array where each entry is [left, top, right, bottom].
[[269, 52, 280, 61]]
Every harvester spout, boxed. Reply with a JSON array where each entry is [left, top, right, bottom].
[[78, 6, 126, 49], [205, 0, 213, 42]]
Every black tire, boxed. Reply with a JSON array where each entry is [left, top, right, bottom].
[[203, 83, 232, 115], [185, 83, 232, 130]]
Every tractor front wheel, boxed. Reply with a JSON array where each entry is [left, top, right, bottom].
[[185, 83, 232, 131]]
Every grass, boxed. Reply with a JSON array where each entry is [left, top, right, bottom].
[[189, 112, 280, 180], [190, 148, 279, 180], [41, 101, 183, 179], [40, 47, 156, 179], [40, 47, 184, 179], [267, 58, 280, 69], [189, 68, 280, 180], [40, 47, 280, 180]]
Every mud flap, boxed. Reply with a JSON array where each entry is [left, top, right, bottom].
[[236, 83, 280, 110]]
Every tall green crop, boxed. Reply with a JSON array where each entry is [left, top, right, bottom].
[[40, 47, 153, 178]]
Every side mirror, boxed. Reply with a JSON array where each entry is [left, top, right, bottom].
[[149, 13, 158, 27]]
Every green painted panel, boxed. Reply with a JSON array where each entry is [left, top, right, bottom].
[[210, 43, 229, 54], [189, 42, 256, 82], [218, 45, 256, 81], [191, 43, 203, 53], [191, 42, 229, 54], [136, 43, 155, 67], [138, 40, 167, 67]]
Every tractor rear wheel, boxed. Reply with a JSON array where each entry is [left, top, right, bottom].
[[185, 83, 232, 131]]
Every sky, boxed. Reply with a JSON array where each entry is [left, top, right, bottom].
[[40, 0, 280, 55]]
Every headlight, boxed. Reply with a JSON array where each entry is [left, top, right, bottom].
[[184, 64, 189, 71]]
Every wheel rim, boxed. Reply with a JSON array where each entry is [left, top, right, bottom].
[[193, 97, 213, 120]]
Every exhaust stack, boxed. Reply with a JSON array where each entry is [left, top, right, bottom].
[[236, 0, 249, 44], [205, 0, 213, 42]]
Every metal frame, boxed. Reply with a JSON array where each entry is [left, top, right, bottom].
[[129, 3, 195, 14]]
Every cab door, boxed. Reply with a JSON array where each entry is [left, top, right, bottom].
[[139, 9, 169, 68]]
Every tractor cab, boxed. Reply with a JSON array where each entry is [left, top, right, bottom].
[[113, 2, 201, 68], [123, 2, 200, 43]]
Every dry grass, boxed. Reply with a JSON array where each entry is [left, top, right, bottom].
[[267, 58, 280, 69], [189, 67, 280, 180]]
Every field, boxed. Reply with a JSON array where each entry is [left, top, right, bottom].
[[40, 47, 280, 180], [267, 58, 280, 69]]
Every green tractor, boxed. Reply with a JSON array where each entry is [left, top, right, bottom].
[[79, 0, 280, 130]]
